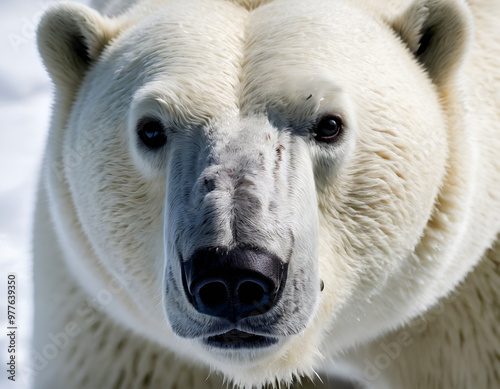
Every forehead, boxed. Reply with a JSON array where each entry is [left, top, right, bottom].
[[97, 0, 393, 123]]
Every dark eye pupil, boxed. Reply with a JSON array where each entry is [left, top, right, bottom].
[[321, 118, 338, 135], [138, 119, 167, 149], [314, 115, 343, 142]]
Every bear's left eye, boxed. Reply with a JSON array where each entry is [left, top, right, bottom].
[[312, 114, 343, 143], [137, 118, 167, 150]]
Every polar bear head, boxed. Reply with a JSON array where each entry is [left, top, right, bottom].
[[37, 0, 471, 386]]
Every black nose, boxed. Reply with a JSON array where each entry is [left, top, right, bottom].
[[182, 247, 288, 322]]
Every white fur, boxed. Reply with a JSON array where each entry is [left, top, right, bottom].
[[34, 0, 500, 388]]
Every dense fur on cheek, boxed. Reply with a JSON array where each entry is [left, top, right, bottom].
[[60, 72, 170, 332]]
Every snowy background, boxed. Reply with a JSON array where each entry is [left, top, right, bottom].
[[0, 1, 365, 388]]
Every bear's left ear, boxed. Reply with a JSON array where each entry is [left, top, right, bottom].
[[390, 0, 472, 88], [37, 3, 120, 96]]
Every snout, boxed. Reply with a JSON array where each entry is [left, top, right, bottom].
[[182, 247, 288, 322], [163, 121, 320, 351]]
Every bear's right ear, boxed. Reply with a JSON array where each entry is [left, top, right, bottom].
[[37, 3, 120, 94]]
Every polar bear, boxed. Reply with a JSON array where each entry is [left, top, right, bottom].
[[33, 0, 500, 388]]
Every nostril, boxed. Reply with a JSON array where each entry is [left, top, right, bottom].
[[237, 281, 266, 306], [198, 282, 227, 308], [182, 247, 288, 321]]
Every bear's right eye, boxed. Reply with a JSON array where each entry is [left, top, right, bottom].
[[137, 118, 167, 150]]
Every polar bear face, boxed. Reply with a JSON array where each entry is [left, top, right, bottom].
[[38, 0, 471, 385]]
